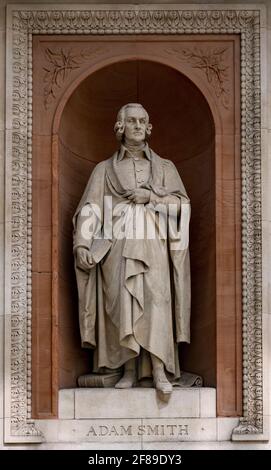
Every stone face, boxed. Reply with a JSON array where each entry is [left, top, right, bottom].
[[56, 387, 218, 444], [35, 416, 218, 444], [1, 1, 270, 449], [217, 418, 239, 441], [58, 419, 142, 444], [141, 418, 217, 442], [199, 388, 216, 418], [74, 388, 208, 419], [58, 389, 75, 420]]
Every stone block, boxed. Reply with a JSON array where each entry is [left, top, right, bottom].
[[58, 418, 142, 444], [199, 388, 216, 417], [58, 389, 75, 419], [217, 418, 239, 441], [35, 420, 58, 443], [141, 417, 217, 443], [75, 388, 204, 419]]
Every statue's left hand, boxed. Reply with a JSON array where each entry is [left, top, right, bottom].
[[125, 188, 150, 204], [76, 246, 94, 271]]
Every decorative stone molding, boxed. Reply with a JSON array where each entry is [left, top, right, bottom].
[[5, 5, 263, 442], [166, 47, 230, 109], [43, 47, 104, 108]]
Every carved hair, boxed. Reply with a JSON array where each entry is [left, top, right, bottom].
[[114, 103, 152, 141]]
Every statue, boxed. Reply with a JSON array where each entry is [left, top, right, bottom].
[[73, 103, 191, 396]]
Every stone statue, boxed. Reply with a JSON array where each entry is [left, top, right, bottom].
[[73, 103, 191, 396]]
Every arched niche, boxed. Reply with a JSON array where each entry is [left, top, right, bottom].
[[32, 36, 241, 420], [57, 59, 216, 389]]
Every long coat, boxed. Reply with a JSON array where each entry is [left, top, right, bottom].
[[73, 146, 191, 379]]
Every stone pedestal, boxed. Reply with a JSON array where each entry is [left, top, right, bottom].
[[70, 388, 216, 419], [52, 388, 218, 444]]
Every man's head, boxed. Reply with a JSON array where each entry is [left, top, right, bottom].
[[114, 103, 152, 144]]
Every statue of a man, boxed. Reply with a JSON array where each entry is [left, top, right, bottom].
[[73, 103, 191, 395]]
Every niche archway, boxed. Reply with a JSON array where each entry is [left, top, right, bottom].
[[57, 60, 216, 389]]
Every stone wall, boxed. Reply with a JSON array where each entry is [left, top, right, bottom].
[[0, 0, 270, 450]]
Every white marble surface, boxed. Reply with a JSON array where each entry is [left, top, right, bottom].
[[141, 418, 217, 442], [37, 417, 218, 443], [58, 418, 143, 443], [74, 388, 208, 419], [58, 389, 75, 420], [17, 416, 271, 448], [217, 418, 239, 441], [199, 388, 216, 418]]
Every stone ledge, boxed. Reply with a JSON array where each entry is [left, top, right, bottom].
[[37, 417, 218, 443], [59, 387, 216, 420]]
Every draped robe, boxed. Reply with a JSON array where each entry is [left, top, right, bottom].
[[73, 145, 191, 379]]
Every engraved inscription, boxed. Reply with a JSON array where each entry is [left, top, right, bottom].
[[86, 423, 189, 438]]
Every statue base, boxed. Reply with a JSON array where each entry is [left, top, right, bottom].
[[59, 387, 215, 419], [77, 372, 122, 388], [77, 370, 203, 388], [55, 388, 219, 444]]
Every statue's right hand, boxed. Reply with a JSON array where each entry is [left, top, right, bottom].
[[76, 247, 93, 271]]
